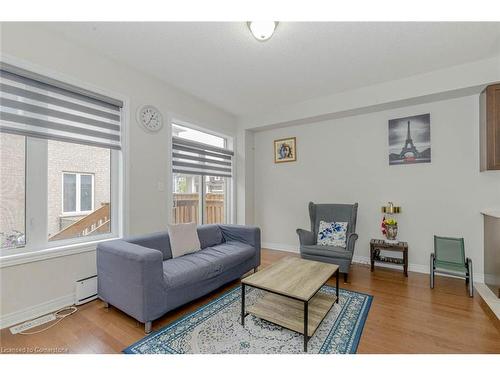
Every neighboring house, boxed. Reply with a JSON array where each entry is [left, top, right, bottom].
[[47, 141, 110, 239], [0, 133, 110, 245]]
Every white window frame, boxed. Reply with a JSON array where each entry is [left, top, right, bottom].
[[0, 54, 126, 265], [0, 139, 121, 255], [170, 120, 234, 225], [61, 172, 95, 216]]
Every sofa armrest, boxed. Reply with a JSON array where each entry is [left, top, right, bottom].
[[219, 225, 260, 249], [218, 225, 261, 267], [97, 240, 165, 323], [296, 228, 315, 246]]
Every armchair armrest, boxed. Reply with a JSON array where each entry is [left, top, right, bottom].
[[346, 233, 359, 253], [97, 240, 165, 323], [296, 228, 315, 246]]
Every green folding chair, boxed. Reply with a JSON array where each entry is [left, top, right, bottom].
[[430, 236, 473, 297]]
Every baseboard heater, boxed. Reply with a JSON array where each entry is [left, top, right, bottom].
[[75, 275, 98, 305]]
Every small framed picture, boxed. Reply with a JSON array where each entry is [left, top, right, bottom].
[[274, 137, 297, 163]]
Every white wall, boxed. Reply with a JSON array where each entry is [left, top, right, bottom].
[[235, 128, 255, 225], [239, 56, 500, 130], [253, 95, 500, 277], [0, 23, 237, 325]]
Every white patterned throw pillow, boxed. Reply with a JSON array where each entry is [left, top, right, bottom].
[[317, 221, 348, 248]]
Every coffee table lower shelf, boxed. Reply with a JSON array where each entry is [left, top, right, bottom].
[[246, 291, 335, 337]]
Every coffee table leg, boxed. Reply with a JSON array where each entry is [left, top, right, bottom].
[[336, 270, 339, 303], [304, 301, 308, 352], [241, 283, 245, 326]]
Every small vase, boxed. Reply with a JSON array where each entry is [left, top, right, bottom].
[[385, 224, 398, 241]]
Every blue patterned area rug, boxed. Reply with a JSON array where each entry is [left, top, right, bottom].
[[124, 285, 372, 354]]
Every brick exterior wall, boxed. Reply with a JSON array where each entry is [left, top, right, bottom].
[[0, 133, 110, 242], [47, 141, 110, 238], [0, 133, 26, 241]]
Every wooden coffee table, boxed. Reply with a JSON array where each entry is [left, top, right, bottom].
[[241, 257, 339, 352]]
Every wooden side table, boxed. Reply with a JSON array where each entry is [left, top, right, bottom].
[[370, 239, 409, 277]]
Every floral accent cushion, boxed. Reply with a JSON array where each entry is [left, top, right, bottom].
[[317, 221, 348, 248]]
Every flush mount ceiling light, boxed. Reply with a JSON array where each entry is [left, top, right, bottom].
[[247, 21, 278, 41]]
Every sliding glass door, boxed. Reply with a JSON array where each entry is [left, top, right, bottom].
[[171, 123, 232, 225], [172, 173, 202, 224], [203, 175, 227, 224]]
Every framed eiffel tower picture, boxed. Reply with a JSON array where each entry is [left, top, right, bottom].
[[388, 113, 431, 165]]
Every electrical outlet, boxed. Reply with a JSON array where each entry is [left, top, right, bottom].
[[9, 313, 56, 334]]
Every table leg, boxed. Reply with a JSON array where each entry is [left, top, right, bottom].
[[370, 245, 375, 272], [403, 250, 408, 277], [336, 270, 339, 303], [241, 283, 245, 326], [304, 301, 309, 352]]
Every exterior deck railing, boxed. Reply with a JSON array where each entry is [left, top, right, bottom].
[[47, 192, 224, 242], [49, 203, 110, 241], [173, 193, 224, 224]]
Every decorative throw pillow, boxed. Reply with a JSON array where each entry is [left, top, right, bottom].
[[317, 221, 348, 248], [167, 222, 201, 258]]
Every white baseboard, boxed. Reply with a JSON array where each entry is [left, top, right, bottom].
[[0, 293, 75, 330], [262, 242, 299, 253], [475, 283, 500, 320], [263, 243, 484, 282], [1, 244, 485, 330]]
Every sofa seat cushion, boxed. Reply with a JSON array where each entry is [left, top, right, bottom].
[[162, 241, 255, 288], [300, 245, 352, 260], [207, 241, 255, 271]]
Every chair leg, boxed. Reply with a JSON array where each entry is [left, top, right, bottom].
[[467, 258, 473, 297], [430, 253, 435, 289], [343, 273, 348, 283]]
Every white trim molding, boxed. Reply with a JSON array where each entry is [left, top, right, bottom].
[[262, 242, 484, 282], [262, 242, 299, 253], [0, 293, 75, 329], [475, 283, 500, 320], [0, 237, 116, 268]]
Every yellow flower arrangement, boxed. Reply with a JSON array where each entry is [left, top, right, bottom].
[[384, 218, 397, 226]]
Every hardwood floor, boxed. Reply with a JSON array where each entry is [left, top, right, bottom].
[[1, 249, 499, 354]]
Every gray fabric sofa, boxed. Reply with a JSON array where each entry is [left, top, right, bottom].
[[97, 224, 260, 333], [296, 202, 358, 281]]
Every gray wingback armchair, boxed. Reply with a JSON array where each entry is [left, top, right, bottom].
[[296, 202, 359, 282]]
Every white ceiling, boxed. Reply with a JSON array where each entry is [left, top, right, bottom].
[[43, 22, 500, 116]]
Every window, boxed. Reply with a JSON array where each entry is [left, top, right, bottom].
[[62, 173, 94, 214], [0, 62, 122, 254], [171, 123, 232, 225], [0, 133, 26, 249]]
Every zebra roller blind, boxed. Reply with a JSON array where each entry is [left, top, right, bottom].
[[172, 136, 233, 178], [0, 62, 122, 149]]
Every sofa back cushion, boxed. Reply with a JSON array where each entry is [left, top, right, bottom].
[[124, 225, 224, 261], [168, 223, 201, 258], [197, 224, 224, 248]]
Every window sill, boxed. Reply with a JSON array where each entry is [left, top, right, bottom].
[[60, 211, 93, 218], [0, 236, 118, 268]]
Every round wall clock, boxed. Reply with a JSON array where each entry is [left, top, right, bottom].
[[137, 105, 163, 132]]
